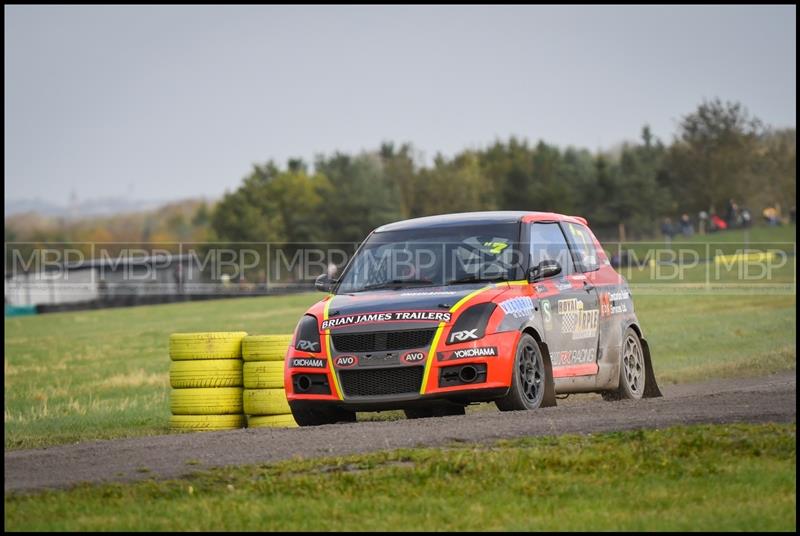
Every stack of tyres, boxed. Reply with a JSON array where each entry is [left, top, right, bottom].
[[242, 335, 297, 428], [169, 332, 247, 431]]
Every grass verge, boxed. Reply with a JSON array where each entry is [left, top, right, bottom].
[[4, 423, 796, 531]]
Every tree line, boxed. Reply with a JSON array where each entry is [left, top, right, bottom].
[[211, 99, 796, 245], [5, 98, 795, 256]]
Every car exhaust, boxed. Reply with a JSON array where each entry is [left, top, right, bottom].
[[438, 363, 487, 388], [458, 365, 478, 384]]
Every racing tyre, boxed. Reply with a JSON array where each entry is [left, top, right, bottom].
[[170, 414, 245, 431], [290, 403, 357, 426], [243, 361, 284, 389], [170, 359, 243, 388], [243, 388, 291, 415], [495, 333, 555, 411], [247, 414, 298, 428], [170, 387, 244, 415], [605, 327, 647, 400], [404, 405, 466, 419], [242, 335, 294, 362], [169, 332, 247, 360]]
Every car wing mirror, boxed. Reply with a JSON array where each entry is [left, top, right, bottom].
[[528, 260, 562, 282], [315, 274, 336, 292]]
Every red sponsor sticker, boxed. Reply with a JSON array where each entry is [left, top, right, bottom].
[[401, 351, 426, 364], [333, 355, 358, 368], [599, 292, 612, 317]]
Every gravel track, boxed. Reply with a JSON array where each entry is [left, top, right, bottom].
[[4, 372, 795, 493]]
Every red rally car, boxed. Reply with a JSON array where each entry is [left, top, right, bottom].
[[285, 211, 661, 426]]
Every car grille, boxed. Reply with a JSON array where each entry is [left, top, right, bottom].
[[332, 329, 436, 353], [339, 366, 425, 397]]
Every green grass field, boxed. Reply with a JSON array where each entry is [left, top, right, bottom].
[[4, 424, 796, 531], [4, 227, 797, 450], [4, 290, 795, 450], [611, 224, 797, 259], [614, 224, 796, 288]]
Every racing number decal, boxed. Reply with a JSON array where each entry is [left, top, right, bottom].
[[482, 241, 509, 255]]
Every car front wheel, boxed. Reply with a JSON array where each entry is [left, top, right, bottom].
[[495, 333, 554, 411]]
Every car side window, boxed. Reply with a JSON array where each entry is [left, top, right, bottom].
[[562, 222, 600, 272], [529, 223, 574, 276]]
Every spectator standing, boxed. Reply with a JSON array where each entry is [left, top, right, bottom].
[[679, 213, 694, 236], [698, 211, 709, 235], [174, 264, 184, 295], [725, 199, 739, 229], [741, 208, 752, 228], [661, 217, 675, 243], [763, 206, 779, 226]]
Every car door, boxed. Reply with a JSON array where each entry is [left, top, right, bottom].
[[556, 221, 602, 375], [529, 222, 599, 375]]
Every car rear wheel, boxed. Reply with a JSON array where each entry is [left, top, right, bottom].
[[603, 327, 646, 400], [404, 405, 466, 419], [290, 404, 357, 426], [495, 333, 553, 411]]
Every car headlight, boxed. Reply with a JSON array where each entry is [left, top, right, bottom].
[[446, 302, 497, 344], [293, 314, 321, 353]]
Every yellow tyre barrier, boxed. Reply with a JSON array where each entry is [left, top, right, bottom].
[[247, 414, 298, 428], [243, 361, 284, 389], [170, 414, 246, 431], [169, 332, 248, 360], [170, 387, 244, 415], [242, 335, 293, 362], [243, 388, 291, 415], [170, 359, 243, 388]]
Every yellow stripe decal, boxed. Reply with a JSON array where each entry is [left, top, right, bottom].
[[420, 285, 494, 394], [323, 297, 344, 400], [420, 321, 447, 394]]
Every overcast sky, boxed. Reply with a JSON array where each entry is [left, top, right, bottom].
[[4, 5, 796, 205]]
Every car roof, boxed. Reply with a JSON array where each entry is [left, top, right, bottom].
[[374, 211, 587, 232]]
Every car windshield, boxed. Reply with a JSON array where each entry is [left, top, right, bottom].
[[335, 223, 523, 293]]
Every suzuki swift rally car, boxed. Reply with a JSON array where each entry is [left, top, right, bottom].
[[285, 211, 661, 426]]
